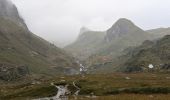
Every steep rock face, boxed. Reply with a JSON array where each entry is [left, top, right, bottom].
[[105, 18, 138, 41], [0, 0, 27, 29], [105, 18, 151, 43]]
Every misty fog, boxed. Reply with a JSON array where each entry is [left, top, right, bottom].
[[11, 0, 170, 47]]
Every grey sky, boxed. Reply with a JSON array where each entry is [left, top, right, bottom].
[[11, 0, 170, 47]]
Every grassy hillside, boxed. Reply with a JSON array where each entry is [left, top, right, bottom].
[[84, 19, 153, 68], [66, 19, 153, 64], [147, 27, 170, 39], [65, 30, 105, 60], [0, 17, 78, 77], [1, 73, 170, 100], [118, 35, 170, 72], [66, 19, 170, 74]]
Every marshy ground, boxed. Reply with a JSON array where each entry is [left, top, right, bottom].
[[1, 72, 170, 100]]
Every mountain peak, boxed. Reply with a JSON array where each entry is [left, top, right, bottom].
[[115, 18, 134, 26], [105, 18, 142, 42], [79, 27, 91, 34]]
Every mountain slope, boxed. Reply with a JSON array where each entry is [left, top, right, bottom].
[[0, 0, 27, 29], [86, 22, 170, 73], [147, 27, 170, 39], [85, 18, 153, 68], [87, 35, 170, 73], [0, 0, 78, 80], [66, 18, 153, 62], [118, 35, 170, 72], [105, 18, 144, 41], [100, 18, 152, 56], [65, 28, 105, 60]]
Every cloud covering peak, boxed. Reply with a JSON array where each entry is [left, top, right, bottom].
[[11, 0, 170, 47]]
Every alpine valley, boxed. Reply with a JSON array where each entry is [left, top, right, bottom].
[[66, 18, 170, 73], [0, 0, 170, 100]]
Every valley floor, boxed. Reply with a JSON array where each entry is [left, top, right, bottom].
[[1, 73, 170, 100], [70, 94, 170, 100]]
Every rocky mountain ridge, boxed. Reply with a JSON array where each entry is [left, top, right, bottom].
[[66, 18, 153, 61]]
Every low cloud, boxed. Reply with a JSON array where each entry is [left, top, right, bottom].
[[12, 0, 170, 47]]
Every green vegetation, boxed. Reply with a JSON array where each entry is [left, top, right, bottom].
[[70, 94, 170, 100], [65, 30, 105, 60], [1, 73, 170, 99], [147, 27, 170, 39], [65, 18, 154, 68], [85, 34, 170, 73], [0, 17, 78, 78], [118, 35, 170, 72]]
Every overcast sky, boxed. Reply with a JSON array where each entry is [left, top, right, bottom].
[[11, 0, 170, 47]]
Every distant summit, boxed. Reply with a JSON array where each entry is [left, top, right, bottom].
[[79, 27, 91, 35], [105, 18, 141, 41], [65, 27, 105, 60], [0, 0, 28, 29]]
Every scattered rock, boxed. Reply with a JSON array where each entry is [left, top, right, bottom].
[[125, 77, 131, 80], [31, 81, 41, 85], [166, 77, 170, 79], [149, 95, 154, 98], [0, 63, 29, 81], [60, 80, 66, 82]]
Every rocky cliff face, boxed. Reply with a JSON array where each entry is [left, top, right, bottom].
[[0, 0, 27, 29]]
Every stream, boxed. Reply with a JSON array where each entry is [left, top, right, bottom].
[[33, 82, 69, 100], [33, 61, 85, 100], [33, 81, 81, 100]]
